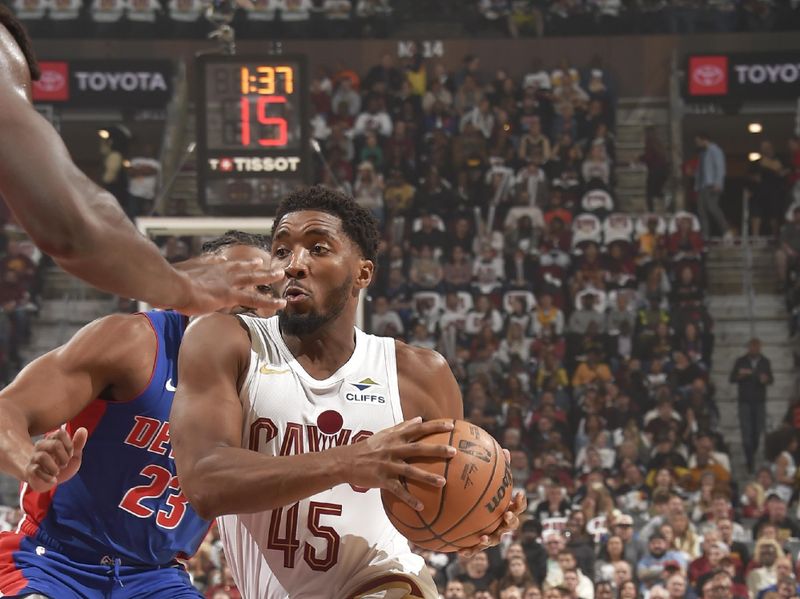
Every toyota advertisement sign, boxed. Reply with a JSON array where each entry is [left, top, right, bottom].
[[687, 52, 800, 100], [33, 60, 173, 107]]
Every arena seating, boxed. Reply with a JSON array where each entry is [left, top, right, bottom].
[[4, 18, 800, 599], [7, 0, 799, 38]]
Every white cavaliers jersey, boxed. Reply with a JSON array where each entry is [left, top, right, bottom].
[[218, 315, 437, 599]]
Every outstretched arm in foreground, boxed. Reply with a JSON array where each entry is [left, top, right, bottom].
[[0, 32, 284, 315]]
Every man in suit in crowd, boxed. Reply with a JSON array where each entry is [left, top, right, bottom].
[[729, 338, 773, 472]]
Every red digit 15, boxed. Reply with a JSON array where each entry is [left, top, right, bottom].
[[240, 96, 288, 147]]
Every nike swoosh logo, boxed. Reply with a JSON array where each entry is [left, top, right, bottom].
[[165, 378, 177, 392], [259, 365, 290, 375]]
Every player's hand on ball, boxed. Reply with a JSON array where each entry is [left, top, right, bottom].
[[458, 448, 527, 558], [346, 417, 456, 511], [171, 256, 287, 316], [25, 427, 88, 493]]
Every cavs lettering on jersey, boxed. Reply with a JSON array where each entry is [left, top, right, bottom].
[[218, 315, 438, 599], [11, 311, 209, 567]]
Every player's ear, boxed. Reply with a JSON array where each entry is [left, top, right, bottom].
[[354, 259, 374, 290]]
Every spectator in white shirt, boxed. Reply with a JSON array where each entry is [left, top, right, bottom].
[[127, 0, 162, 33], [357, 0, 390, 17], [582, 142, 612, 186], [13, 0, 47, 22], [439, 292, 469, 332], [472, 244, 505, 295], [279, 0, 312, 34], [353, 161, 384, 224], [324, 0, 351, 19], [50, 0, 83, 33], [282, 0, 312, 20], [466, 294, 504, 335], [127, 148, 161, 215], [352, 96, 393, 139], [91, 0, 126, 29], [422, 79, 454, 114], [687, 432, 731, 476], [460, 98, 495, 140], [331, 78, 361, 118], [370, 295, 404, 338], [516, 159, 548, 207], [496, 321, 532, 367]]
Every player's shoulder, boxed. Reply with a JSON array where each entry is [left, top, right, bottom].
[[73, 312, 156, 347], [53, 312, 157, 370], [394, 339, 463, 420], [183, 312, 251, 352], [393, 339, 450, 385]]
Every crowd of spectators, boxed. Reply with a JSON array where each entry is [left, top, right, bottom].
[[772, 138, 800, 339], [31, 50, 800, 599], [0, 224, 41, 386], [8, 0, 800, 38], [289, 51, 799, 599], [475, 0, 800, 37], [8, 0, 394, 38], [2, 27, 800, 599]]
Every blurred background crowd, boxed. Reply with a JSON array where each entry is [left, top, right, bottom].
[[9, 0, 800, 39], [3, 0, 800, 597]]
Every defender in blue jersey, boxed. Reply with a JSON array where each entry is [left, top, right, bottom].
[[0, 231, 275, 599]]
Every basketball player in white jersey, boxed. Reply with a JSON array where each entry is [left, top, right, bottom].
[[171, 185, 525, 598]]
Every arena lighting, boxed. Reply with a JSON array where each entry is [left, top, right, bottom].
[[97, 129, 110, 139], [748, 122, 763, 133], [749, 152, 762, 162]]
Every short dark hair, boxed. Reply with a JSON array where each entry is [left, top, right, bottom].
[[695, 131, 710, 141], [201, 230, 270, 254], [272, 185, 379, 263], [0, 5, 40, 81]]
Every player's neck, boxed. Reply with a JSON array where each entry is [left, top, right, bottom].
[[281, 314, 357, 379]]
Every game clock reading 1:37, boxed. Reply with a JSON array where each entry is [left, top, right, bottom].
[[196, 55, 310, 213]]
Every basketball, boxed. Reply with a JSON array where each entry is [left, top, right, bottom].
[[381, 419, 512, 553]]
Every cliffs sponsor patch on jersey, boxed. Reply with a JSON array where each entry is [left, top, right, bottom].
[[345, 377, 386, 404]]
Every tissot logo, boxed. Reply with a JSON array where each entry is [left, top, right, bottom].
[[33, 62, 69, 102], [689, 56, 728, 96], [208, 156, 301, 173]]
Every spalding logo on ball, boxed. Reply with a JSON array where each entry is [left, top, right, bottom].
[[381, 419, 513, 552]]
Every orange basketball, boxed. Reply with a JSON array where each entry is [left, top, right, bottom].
[[381, 419, 512, 552]]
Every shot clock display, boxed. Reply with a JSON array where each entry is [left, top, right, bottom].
[[196, 55, 310, 213]]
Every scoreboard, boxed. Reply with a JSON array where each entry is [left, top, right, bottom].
[[196, 55, 310, 213]]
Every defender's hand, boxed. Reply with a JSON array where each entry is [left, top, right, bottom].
[[170, 257, 287, 316], [344, 418, 456, 511], [25, 427, 88, 493]]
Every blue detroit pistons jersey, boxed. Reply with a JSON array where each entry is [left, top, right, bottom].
[[16, 310, 209, 566]]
